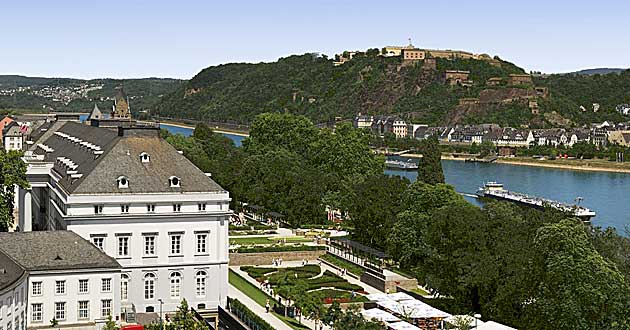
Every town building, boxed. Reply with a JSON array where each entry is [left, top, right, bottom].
[[112, 87, 131, 119], [17, 106, 231, 325], [0, 250, 28, 330], [372, 116, 408, 138], [608, 130, 630, 146], [2, 120, 29, 151], [353, 114, 374, 129], [445, 71, 471, 86], [0, 231, 121, 330], [616, 104, 630, 116]]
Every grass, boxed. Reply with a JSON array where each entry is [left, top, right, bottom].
[[320, 253, 365, 276], [230, 236, 312, 245], [389, 267, 415, 279], [412, 287, 431, 296], [228, 270, 309, 330]]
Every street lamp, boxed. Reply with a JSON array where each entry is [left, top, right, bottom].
[[474, 313, 481, 328], [158, 299, 164, 330]]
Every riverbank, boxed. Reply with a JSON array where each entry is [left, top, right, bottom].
[[159, 120, 249, 137]]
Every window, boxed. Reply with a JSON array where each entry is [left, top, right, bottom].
[[170, 272, 181, 298], [169, 176, 180, 187], [197, 203, 206, 211], [117, 176, 129, 189], [31, 282, 42, 296], [78, 279, 89, 294], [147, 204, 156, 213], [78, 301, 89, 320], [196, 233, 208, 254], [6, 322, 10, 330], [170, 234, 182, 255], [55, 281, 66, 295], [101, 278, 111, 292], [121, 274, 129, 301], [172, 204, 181, 212], [101, 300, 112, 318], [120, 204, 130, 213], [117, 236, 130, 257], [140, 152, 150, 163], [144, 273, 155, 299], [94, 205, 103, 214], [54, 302, 65, 320], [92, 236, 105, 251], [7, 297, 12, 316], [31, 304, 42, 322], [196, 271, 207, 297]]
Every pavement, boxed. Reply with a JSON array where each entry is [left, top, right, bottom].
[[228, 283, 294, 330]]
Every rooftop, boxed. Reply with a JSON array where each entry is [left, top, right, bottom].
[[0, 231, 120, 272], [0, 251, 26, 292]]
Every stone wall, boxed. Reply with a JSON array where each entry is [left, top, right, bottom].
[[360, 272, 418, 292], [229, 250, 327, 266]]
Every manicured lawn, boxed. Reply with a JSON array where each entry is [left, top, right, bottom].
[[228, 270, 309, 330], [320, 253, 365, 276], [412, 287, 431, 296]]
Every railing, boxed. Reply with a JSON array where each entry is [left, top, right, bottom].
[[190, 306, 215, 330], [226, 297, 274, 330]]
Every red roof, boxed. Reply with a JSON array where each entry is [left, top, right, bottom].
[[0, 116, 14, 139], [121, 325, 143, 330]]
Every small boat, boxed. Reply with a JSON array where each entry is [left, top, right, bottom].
[[385, 159, 418, 170]]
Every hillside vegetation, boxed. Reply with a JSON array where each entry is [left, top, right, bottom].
[[155, 51, 629, 127]]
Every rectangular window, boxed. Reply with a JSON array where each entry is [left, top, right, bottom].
[[78, 301, 89, 320], [92, 236, 105, 251], [147, 204, 156, 213], [198, 203, 206, 211], [172, 204, 181, 212], [120, 204, 130, 213], [144, 235, 156, 256], [94, 205, 103, 214], [170, 234, 182, 255], [54, 302, 66, 321], [55, 281, 65, 295], [118, 236, 130, 257], [101, 300, 112, 318], [31, 304, 42, 322], [78, 279, 89, 294], [196, 233, 208, 254], [31, 282, 42, 296], [101, 278, 111, 293]]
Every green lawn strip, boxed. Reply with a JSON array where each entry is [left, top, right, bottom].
[[388, 267, 416, 279], [229, 270, 309, 330], [319, 253, 365, 276], [412, 287, 431, 296], [230, 236, 311, 245]]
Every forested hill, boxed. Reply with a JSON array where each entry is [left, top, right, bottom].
[[155, 52, 630, 127], [0, 76, 183, 116], [155, 53, 534, 126]]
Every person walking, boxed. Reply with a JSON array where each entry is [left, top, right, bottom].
[[266, 299, 270, 313]]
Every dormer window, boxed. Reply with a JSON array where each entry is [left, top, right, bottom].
[[117, 176, 129, 189], [140, 152, 150, 163], [169, 176, 181, 188]]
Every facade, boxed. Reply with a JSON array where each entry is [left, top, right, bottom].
[[445, 71, 471, 86], [401, 49, 425, 61], [112, 88, 131, 119], [0, 231, 121, 330], [372, 116, 408, 138], [608, 130, 630, 146], [3, 121, 28, 151], [353, 114, 374, 129], [0, 252, 29, 330], [18, 117, 231, 323], [486, 77, 503, 86]]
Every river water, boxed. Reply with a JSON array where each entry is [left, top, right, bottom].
[[160, 123, 629, 234]]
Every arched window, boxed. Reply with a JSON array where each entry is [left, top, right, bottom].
[[121, 274, 129, 301], [140, 152, 150, 163], [169, 176, 180, 188], [144, 273, 155, 300], [117, 176, 129, 189], [196, 271, 207, 297], [170, 272, 181, 298]]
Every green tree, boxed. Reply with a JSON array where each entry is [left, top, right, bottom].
[[171, 299, 205, 330], [417, 137, 444, 185], [103, 314, 119, 330], [479, 140, 495, 158], [0, 149, 29, 231]]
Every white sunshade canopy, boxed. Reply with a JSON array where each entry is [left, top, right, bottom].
[[377, 299, 451, 319], [476, 321, 517, 330], [387, 321, 422, 330], [361, 308, 401, 323], [366, 293, 392, 302], [387, 292, 415, 302]]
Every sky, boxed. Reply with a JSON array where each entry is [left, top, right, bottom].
[[1, 0, 628, 79]]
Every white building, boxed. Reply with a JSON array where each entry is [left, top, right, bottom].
[[2, 121, 27, 151], [18, 118, 231, 325], [0, 231, 121, 330]]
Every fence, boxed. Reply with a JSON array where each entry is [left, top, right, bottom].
[[225, 297, 274, 330]]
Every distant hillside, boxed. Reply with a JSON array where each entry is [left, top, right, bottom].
[[0, 76, 184, 116], [570, 68, 627, 75], [155, 52, 537, 126]]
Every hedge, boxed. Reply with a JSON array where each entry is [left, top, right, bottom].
[[232, 245, 325, 253], [227, 297, 274, 330]]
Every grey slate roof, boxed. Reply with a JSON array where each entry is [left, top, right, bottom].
[[0, 231, 120, 272], [0, 251, 25, 292], [33, 121, 224, 195]]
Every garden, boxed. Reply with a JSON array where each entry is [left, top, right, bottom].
[[240, 265, 368, 305]]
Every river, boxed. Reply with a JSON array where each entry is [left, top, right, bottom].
[[160, 123, 629, 234]]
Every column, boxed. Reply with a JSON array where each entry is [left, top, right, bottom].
[[23, 189, 32, 232]]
